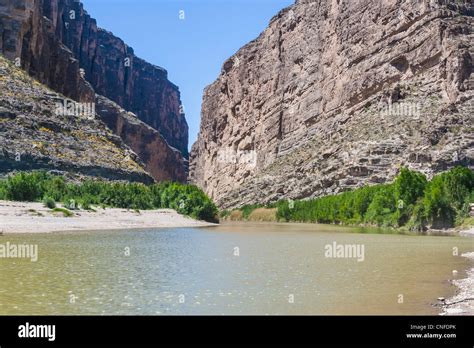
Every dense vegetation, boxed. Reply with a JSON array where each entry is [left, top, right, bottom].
[[226, 167, 474, 231], [0, 171, 219, 222], [277, 167, 473, 231]]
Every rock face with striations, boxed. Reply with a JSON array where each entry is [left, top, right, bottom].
[[190, 0, 474, 208], [0, 0, 188, 182]]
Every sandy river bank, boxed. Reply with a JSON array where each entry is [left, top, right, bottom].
[[0, 200, 215, 234]]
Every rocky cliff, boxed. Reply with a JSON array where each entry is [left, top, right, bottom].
[[0, 55, 153, 183], [190, 0, 474, 208], [96, 95, 187, 183], [0, 0, 188, 181]]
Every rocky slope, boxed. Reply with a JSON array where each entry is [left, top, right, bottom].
[[0, 55, 153, 183], [190, 0, 474, 208], [0, 0, 188, 181]]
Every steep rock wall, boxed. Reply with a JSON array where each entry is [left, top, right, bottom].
[[96, 95, 188, 183], [0, 0, 188, 182], [190, 0, 474, 208]]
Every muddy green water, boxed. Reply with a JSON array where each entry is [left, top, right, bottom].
[[0, 222, 472, 315]]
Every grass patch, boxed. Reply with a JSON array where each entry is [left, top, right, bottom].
[[27, 209, 43, 217], [51, 207, 74, 217], [228, 210, 244, 221], [220, 210, 231, 219], [43, 196, 56, 209], [247, 208, 277, 222], [240, 204, 264, 219], [456, 216, 474, 230]]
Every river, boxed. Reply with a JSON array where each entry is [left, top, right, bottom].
[[0, 222, 471, 315]]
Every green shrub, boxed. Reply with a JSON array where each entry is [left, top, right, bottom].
[[276, 200, 292, 221], [405, 199, 427, 232], [394, 167, 427, 207], [0, 181, 7, 200], [423, 176, 456, 229], [43, 176, 67, 201], [42, 196, 56, 209], [363, 185, 396, 226], [443, 167, 474, 208], [5, 172, 45, 201], [352, 186, 378, 220], [220, 210, 231, 218]]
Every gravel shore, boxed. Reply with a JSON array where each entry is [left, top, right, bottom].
[[441, 251, 474, 316]]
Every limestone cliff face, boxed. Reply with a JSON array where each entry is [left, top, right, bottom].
[[190, 0, 474, 208], [0, 0, 188, 181]]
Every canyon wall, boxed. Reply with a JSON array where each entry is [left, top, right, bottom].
[[0, 0, 188, 181], [190, 0, 474, 208], [96, 95, 187, 183], [0, 55, 153, 183]]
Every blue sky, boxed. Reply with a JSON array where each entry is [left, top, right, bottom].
[[81, 0, 294, 149]]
